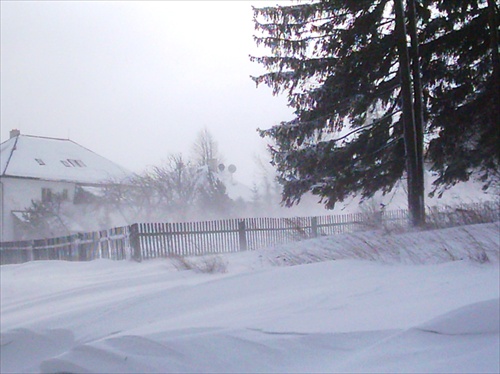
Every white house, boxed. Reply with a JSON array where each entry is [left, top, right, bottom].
[[0, 130, 132, 241]]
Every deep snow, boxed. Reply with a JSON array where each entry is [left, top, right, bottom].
[[1, 223, 499, 373]]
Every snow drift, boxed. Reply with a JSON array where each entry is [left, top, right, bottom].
[[1, 223, 499, 373]]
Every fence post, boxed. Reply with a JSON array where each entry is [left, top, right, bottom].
[[73, 234, 81, 261], [238, 220, 247, 251], [129, 223, 142, 262], [311, 217, 318, 238], [27, 241, 34, 262], [77, 234, 88, 261]]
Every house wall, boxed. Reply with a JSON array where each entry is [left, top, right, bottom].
[[0, 177, 76, 241]]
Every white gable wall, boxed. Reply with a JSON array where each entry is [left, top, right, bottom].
[[0, 176, 77, 241]]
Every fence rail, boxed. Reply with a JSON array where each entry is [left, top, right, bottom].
[[1, 202, 498, 265]]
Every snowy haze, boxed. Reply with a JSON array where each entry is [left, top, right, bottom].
[[0, 1, 293, 185], [1, 223, 499, 373]]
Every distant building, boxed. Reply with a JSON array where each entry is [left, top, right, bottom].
[[0, 130, 131, 241]]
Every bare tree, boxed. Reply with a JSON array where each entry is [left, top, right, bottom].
[[192, 128, 222, 168], [150, 154, 200, 220]]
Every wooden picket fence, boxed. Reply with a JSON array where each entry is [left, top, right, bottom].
[[1, 202, 497, 265], [130, 210, 409, 260], [0, 227, 130, 265], [1, 210, 408, 265]]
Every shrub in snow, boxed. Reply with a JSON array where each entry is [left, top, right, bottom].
[[170, 255, 228, 274], [425, 202, 499, 229]]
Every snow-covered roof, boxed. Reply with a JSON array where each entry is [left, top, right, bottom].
[[0, 134, 131, 184]]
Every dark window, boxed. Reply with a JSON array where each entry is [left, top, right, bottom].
[[66, 159, 86, 167], [62, 189, 69, 200], [35, 158, 45, 165], [61, 160, 71, 167], [42, 188, 52, 203], [74, 159, 86, 167]]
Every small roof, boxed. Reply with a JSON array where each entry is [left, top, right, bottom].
[[1, 134, 131, 184]]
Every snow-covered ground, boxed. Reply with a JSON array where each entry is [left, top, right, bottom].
[[1, 223, 499, 373]]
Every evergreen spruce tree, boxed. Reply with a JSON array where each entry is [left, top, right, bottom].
[[252, 0, 416, 211], [197, 169, 234, 219], [251, 0, 499, 220], [422, 0, 499, 195], [21, 193, 69, 239]]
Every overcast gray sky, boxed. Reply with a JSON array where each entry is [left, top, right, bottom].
[[1, 1, 293, 184]]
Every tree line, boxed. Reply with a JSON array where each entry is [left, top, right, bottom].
[[17, 129, 284, 240]]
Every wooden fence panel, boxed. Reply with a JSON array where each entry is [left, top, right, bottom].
[[1, 226, 130, 265], [133, 218, 242, 258]]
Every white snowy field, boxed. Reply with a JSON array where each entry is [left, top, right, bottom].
[[1, 223, 499, 373]]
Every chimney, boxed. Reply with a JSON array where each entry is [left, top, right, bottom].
[[10, 129, 20, 139]]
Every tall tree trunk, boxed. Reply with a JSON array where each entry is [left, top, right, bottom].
[[394, 0, 425, 226], [407, 0, 425, 225], [487, 0, 499, 122]]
